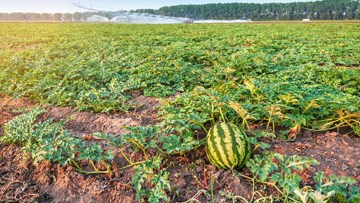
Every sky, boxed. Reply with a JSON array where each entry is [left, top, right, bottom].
[[0, 0, 314, 13]]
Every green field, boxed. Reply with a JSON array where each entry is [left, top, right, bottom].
[[0, 23, 359, 202], [1, 23, 359, 128]]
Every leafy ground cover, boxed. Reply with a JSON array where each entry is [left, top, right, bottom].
[[0, 22, 359, 202]]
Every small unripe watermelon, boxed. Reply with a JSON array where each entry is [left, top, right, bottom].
[[206, 123, 251, 169]]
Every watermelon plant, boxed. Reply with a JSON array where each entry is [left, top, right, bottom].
[[1, 108, 114, 174]]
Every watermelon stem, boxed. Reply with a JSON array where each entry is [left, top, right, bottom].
[[211, 103, 216, 125], [189, 119, 208, 133], [218, 106, 226, 123], [119, 148, 133, 164], [209, 94, 226, 123], [71, 160, 112, 175]]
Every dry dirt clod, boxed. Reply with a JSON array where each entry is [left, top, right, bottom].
[[195, 166, 202, 173], [341, 164, 349, 171], [206, 165, 216, 172], [325, 131, 338, 137], [341, 139, 349, 146], [66, 166, 73, 172], [303, 130, 312, 137]]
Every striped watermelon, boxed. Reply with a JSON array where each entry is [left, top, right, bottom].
[[206, 123, 251, 170]]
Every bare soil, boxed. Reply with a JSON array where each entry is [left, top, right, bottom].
[[42, 95, 160, 136], [0, 95, 359, 202]]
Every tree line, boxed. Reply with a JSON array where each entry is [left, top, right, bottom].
[[135, 0, 360, 20], [1, 0, 359, 22], [0, 12, 116, 22]]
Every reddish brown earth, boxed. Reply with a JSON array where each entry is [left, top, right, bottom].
[[0, 95, 359, 202], [271, 131, 360, 185], [42, 95, 160, 136]]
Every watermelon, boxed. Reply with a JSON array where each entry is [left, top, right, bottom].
[[206, 123, 251, 170]]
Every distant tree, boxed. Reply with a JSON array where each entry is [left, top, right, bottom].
[[1, 0, 359, 22], [147, 0, 360, 20], [53, 13, 62, 21], [40, 13, 51, 21], [356, 3, 360, 19], [29, 13, 41, 21], [9, 12, 25, 21], [73, 12, 82, 21], [81, 13, 90, 21], [0, 13, 9, 21], [132, 9, 156, 14], [64, 13, 73, 21]]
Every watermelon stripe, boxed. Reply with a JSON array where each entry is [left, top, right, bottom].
[[234, 127, 245, 168], [227, 124, 241, 167], [233, 127, 244, 163], [207, 125, 226, 168], [212, 124, 230, 168], [242, 130, 250, 168], [243, 135, 251, 168], [216, 124, 232, 168], [235, 127, 250, 168], [206, 146, 214, 166], [206, 147, 221, 168], [220, 123, 236, 168], [206, 144, 217, 167]]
